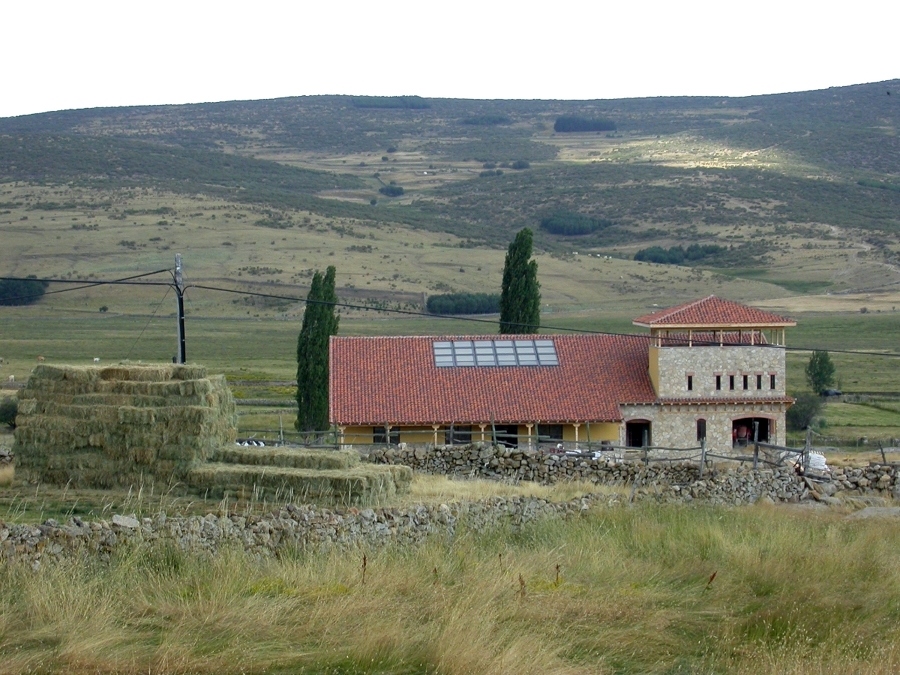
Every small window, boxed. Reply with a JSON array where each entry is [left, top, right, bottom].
[[756, 374, 762, 390], [715, 375, 721, 391], [729, 375, 735, 390], [538, 424, 564, 442], [687, 375, 693, 391], [770, 374, 776, 390], [696, 419, 707, 442], [742, 375, 749, 390]]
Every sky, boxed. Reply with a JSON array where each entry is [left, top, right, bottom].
[[3, 0, 898, 119]]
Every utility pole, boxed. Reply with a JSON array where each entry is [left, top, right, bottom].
[[175, 253, 186, 364]]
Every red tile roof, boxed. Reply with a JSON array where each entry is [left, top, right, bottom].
[[330, 334, 658, 426], [632, 296, 795, 329]]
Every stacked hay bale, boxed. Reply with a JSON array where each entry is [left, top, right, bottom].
[[13, 364, 237, 489], [190, 447, 413, 505]]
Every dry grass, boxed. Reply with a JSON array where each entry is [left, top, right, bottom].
[[3, 503, 900, 674]]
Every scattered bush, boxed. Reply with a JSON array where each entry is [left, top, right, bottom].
[[351, 96, 430, 109], [0, 397, 17, 429], [510, 160, 530, 170], [379, 185, 404, 197], [461, 114, 511, 126], [554, 116, 616, 133]]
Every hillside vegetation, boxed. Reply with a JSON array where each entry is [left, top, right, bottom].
[[1, 82, 900, 387]]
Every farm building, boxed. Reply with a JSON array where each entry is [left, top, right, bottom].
[[329, 296, 796, 453]]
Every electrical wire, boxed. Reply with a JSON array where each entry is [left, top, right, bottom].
[[125, 286, 172, 360], [4, 273, 899, 359], [0, 269, 173, 303]]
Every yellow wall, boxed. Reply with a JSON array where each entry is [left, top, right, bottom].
[[563, 422, 619, 442], [340, 422, 621, 447], [648, 345, 660, 394], [400, 428, 444, 445]]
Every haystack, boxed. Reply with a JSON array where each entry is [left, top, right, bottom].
[[13, 364, 237, 489]]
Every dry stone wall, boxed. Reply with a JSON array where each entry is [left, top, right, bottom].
[[367, 443, 900, 504], [0, 494, 610, 568]]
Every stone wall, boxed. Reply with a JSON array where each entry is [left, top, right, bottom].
[[652, 344, 785, 398], [0, 494, 612, 568], [366, 443, 900, 504]]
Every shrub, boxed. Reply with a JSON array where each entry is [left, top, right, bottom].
[[510, 160, 530, 170], [461, 114, 511, 126], [379, 185, 404, 197], [786, 394, 823, 431], [0, 276, 50, 306], [0, 397, 17, 429]]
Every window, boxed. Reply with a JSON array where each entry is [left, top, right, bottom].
[[742, 375, 749, 390], [715, 375, 721, 391], [756, 374, 762, 390], [687, 375, 693, 391], [696, 419, 707, 442], [433, 339, 559, 367], [729, 375, 735, 390], [447, 426, 472, 445], [770, 374, 776, 390], [537, 424, 564, 442], [373, 426, 400, 445]]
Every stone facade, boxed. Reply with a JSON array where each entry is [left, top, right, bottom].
[[651, 344, 785, 399]]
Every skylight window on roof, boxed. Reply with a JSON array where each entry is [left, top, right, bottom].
[[433, 339, 559, 367]]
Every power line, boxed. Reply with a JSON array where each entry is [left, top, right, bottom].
[[188, 282, 900, 359], [5, 272, 899, 360], [0, 270, 173, 304]]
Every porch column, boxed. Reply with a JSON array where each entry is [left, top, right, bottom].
[[478, 424, 487, 442], [573, 423, 581, 450], [338, 426, 346, 447], [432, 425, 440, 446], [525, 423, 534, 451]]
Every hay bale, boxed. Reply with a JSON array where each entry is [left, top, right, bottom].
[[13, 363, 237, 489]]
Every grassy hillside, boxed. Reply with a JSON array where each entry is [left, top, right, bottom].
[[1, 82, 900, 392]]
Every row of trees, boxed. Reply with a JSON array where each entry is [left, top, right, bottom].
[[633, 244, 726, 265], [426, 293, 500, 315], [540, 212, 613, 236], [553, 116, 616, 133]]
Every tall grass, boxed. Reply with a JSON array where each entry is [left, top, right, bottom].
[[3, 503, 900, 674]]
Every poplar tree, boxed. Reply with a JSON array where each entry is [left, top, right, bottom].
[[296, 266, 339, 433], [500, 228, 541, 334]]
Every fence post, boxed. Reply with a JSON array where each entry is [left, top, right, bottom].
[[752, 421, 759, 470], [699, 438, 707, 478]]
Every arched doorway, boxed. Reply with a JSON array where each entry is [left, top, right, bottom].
[[625, 420, 652, 448], [732, 417, 771, 447]]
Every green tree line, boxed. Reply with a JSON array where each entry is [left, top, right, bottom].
[[426, 293, 500, 315], [554, 116, 616, 132]]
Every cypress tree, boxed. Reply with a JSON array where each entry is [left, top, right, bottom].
[[296, 266, 339, 434], [499, 228, 540, 334]]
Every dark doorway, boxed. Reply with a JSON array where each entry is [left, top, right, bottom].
[[732, 418, 770, 446], [447, 425, 472, 445], [492, 424, 519, 448], [625, 420, 652, 448]]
